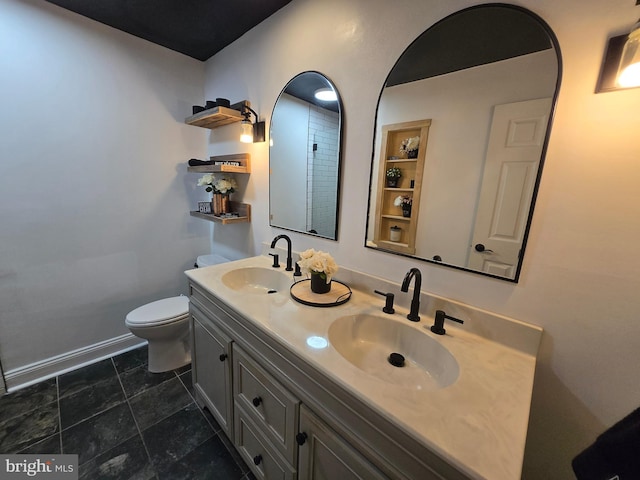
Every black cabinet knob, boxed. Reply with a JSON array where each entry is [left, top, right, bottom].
[[296, 432, 308, 446], [253, 454, 262, 465], [252, 396, 262, 407], [219, 353, 228, 362]]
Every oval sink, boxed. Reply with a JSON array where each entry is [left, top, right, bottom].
[[328, 314, 459, 390], [221, 267, 292, 294]]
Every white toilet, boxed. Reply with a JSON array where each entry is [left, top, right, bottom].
[[125, 254, 229, 372], [125, 295, 191, 373]]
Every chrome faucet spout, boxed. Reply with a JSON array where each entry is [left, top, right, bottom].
[[270, 234, 293, 271], [400, 268, 422, 322]]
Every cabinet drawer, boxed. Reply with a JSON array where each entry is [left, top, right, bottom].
[[235, 404, 296, 480], [233, 345, 299, 463]]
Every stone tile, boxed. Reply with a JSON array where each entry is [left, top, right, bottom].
[[199, 405, 222, 434], [129, 377, 193, 430], [173, 363, 191, 376], [59, 358, 117, 399], [18, 433, 61, 454], [60, 376, 126, 429], [113, 345, 148, 374], [142, 404, 214, 473], [0, 401, 59, 453], [62, 403, 138, 465], [79, 434, 155, 480], [156, 435, 245, 480], [0, 378, 57, 424], [119, 365, 175, 398], [178, 370, 194, 398]]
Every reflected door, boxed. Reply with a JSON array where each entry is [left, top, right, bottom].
[[468, 98, 552, 277]]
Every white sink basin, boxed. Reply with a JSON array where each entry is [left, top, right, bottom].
[[221, 267, 292, 294], [328, 314, 459, 390]]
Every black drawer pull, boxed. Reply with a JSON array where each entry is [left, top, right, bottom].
[[252, 396, 262, 407], [296, 432, 308, 446], [253, 454, 262, 465], [219, 353, 228, 362]]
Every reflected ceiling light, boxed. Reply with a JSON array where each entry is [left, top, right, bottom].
[[306, 336, 328, 349], [314, 87, 337, 101], [617, 19, 640, 88], [240, 104, 266, 143]]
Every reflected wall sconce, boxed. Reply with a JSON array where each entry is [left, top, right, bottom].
[[597, 17, 640, 92], [240, 104, 266, 143]]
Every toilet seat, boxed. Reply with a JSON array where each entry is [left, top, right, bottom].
[[125, 296, 189, 327]]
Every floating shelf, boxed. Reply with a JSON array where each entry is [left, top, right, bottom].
[[184, 101, 249, 130], [190, 202, 251, 224], [187, 154, 251, 174]]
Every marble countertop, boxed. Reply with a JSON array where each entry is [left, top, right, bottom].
[[185, 255, 542, 479]]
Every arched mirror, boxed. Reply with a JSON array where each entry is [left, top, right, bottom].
[[365, 4, 561, 282], [270, 71, 343, 240]]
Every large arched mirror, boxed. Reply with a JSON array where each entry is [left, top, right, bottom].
[[270, 71, 343, 240], [365, 4, 561, 282]]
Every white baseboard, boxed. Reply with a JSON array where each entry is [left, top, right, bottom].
[[4, 333, 146, 392]]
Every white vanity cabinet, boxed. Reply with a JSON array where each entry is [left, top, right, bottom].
[[190, 303, 233, 435], [188, 280, 470, 480], [297, 405, 389, 480]]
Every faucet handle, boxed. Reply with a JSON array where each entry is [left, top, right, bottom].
[[374, 290, 395, 314], [269, 253, 280, 268], [431, 310, 464, 335]]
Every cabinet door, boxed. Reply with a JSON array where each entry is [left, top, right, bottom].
[[191, 309, 233, 435], [297, 406, 388, 480]]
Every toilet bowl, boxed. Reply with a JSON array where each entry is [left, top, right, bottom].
[[125, 296, 191, 373], [126, 253, 230, 372]]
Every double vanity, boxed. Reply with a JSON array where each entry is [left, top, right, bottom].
[[185, 253, 542, 479]]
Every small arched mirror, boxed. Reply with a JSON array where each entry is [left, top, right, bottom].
[[270, 71, 343, 240], [365, 4, 561, 282]]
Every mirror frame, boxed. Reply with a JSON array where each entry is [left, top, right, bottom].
[[269, 71, 344, 240], [365, 3, 562, 282]]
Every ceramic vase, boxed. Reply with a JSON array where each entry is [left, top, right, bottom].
[[310, 272, 331, 294]]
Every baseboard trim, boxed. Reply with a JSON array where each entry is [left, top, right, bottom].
[[4, 333, 146, 392]]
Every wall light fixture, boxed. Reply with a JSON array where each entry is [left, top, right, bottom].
[[597, 17, 640, 92], [240, 105, 266, 143]]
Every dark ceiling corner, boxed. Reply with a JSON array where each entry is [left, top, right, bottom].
[[45, 0, 293, 61]]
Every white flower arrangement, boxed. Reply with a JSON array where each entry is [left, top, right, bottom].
[[297, 249, 339, 283], [394, 195, 412, 207], [400, 136, 420, 154], [197, 173, 238, 194]]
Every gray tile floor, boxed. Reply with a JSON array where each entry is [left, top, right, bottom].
[[0, 345, 254, 479]]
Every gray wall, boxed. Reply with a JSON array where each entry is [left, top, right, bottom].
[[0, 0, 209, 378], [202, 0, 640, 478]]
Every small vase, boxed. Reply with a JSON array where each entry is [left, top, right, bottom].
[[402, 206, 411, 218], [221, 194, 230, 214], [407, 149, 418, 159], [310, 272, 331, 294], [211, 193, 222, 215], [386, 177, 399, 188]]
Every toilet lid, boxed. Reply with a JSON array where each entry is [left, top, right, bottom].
[[126, 296, 189, 326]]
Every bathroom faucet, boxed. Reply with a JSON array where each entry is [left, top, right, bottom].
[[270, 234, 293, 271], [400, 268, 421, 322]]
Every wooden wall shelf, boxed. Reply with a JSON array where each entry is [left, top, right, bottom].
[[190, 202, 251, 224], [187, 154, 251, 174], [184, 101, 249, 130]]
